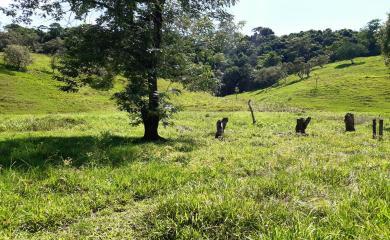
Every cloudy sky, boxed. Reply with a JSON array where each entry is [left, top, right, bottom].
[[0, 0, 388, 35]]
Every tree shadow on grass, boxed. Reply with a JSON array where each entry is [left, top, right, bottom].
[[335, 62, 365, 69], [282, 77, 308, 87], [0, 135, 199, 170], [0, 64, 16, 76]]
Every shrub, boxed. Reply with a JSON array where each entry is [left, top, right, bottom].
[[334, 41, 368, 64], [3, 44, 33, 70], [253, 66, 286, 88], [309, 55, 330, 68]]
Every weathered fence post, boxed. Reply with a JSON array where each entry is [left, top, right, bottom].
[[221, 118, 229, 131], [248, 100, 256, 125], [344, 113, 355, 131], [215, 118, 229, 139], [379, 119, 384, 140], [373, 119, 377, 139], [296, 117, 311, 134]]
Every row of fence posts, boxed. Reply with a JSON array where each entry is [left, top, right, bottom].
[[295, 113, 384, 139], [215, 108, 385, 140]]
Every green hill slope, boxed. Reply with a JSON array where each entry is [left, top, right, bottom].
[[0, 54, 121, 114], [0, 53, 242, 114], [235, 56, 390, 113], [1, 54, 389, 114]]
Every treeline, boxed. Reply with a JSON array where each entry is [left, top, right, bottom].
[[0, 23, 65, 54], [0, 17, 385, 96], [217, 20, 383, 95]]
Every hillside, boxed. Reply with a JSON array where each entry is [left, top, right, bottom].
[[236, 56, 390, 113], [0, 54, 121, 114], [0, 54, 244, 114], [1, 54, 389, 115]]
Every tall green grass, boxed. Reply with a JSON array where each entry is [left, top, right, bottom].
[[0, 112, 388, 239], [0, 54, 389, 239]]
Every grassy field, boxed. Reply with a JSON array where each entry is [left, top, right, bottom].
[[0, 54, 389, 239]]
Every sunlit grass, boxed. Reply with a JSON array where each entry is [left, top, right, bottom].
[[0, 54, 389, 239]]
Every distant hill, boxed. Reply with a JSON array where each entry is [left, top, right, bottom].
[[234, 56, 390, 113]]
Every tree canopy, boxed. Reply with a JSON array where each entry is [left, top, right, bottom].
[[381, 14, 390, 66], [2, 0, 237, 140]]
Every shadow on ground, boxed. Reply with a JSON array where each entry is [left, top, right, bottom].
[[335, 62, 365, 69], [0, 64, 16, 76], [0, 135, 199, 170]]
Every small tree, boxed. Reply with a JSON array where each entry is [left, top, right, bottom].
[[309, 55, 329, 68], [3, 44, 32, 70], [253, 66, 285, 88], [335, 41, 368, 64]]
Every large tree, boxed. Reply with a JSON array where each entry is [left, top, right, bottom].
[[334, 41, 368, 64], [2, 0, 236, 140], [359, 19, 381, 56], [381, 14, 390, 67]]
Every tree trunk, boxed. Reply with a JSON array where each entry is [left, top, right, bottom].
[[143, 0, 165, 141], [142, 110, 160, 140]]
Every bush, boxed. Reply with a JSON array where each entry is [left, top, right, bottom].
[[309, 55, 330, 68], [253, 66, 286, 88], [334, 41, 368, 64], [3, 44, 33, 70]]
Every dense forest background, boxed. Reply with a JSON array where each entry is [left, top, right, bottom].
[[0, 17, 383, 96]]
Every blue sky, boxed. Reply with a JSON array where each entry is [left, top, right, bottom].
[[229, 0, 389, 35], [0, 0, 388, 35]]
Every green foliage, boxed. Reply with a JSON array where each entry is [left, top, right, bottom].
[[41, 37, 64, 54], [3, 0, 238, 140], [334, 41, 368, 64], [0, 23, 65, 54], [380, 14, 390, 66], [359, 19, 382, 56], [256, 51, 282, 69], [253, 66, 286, 88], [0, 24, 39, 51], [3, 44, 33, 70], [181, 63, 220, 93], [309, 55, 330, 68]]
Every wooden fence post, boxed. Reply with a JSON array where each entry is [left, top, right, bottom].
[[248, 100, 256, 125], [373, 119, 377, 139], [296, 117, 311, 134], [344, 113, 355, 131], [215, 118, 229, 139], [379, 119, 384, 140]]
